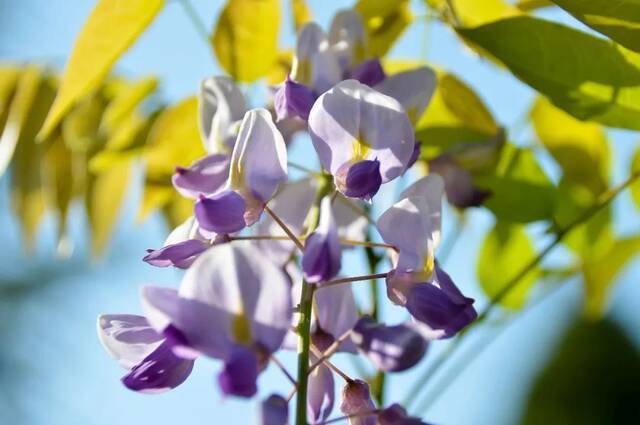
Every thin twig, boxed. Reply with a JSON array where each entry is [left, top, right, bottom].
[[310, 345, 353, 383], [229, 235, 395, 250], [264, 205, 305, 251], [317, 273, 389, 290], [271, 355, 297, 386], [308, 330, 353, 375]]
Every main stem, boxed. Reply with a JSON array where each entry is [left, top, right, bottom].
[[295, 176, 332, 425]]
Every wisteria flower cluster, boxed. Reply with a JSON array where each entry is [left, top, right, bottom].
[[97, 10, 476, 425]]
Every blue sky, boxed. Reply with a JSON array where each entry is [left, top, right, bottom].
[[1, 1, 639, 424]]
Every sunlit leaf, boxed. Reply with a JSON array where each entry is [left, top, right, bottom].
[[291, 0, 312, 32], [162, 194, 194, 229], [86, 159, 131, 257], [268, 50, 293, 85], [631, 148, 640, 210], [0, 66, 21, 137], [7, 67, 57, 250], [515, 0, 554, 11], [552, 0, 640, 54], [355, 0, 413, 57], [100, 76, 157, 133], [61, 91, 106, 153], [137, 184, 173, 223], [476, 144, 557, 223], [531, 97, 609, 194], [458, 16, 640, 130], [477, 222, 540, 309], [212, 0, 280, 82], [39, 0, 165, 139], [43, 132, 74, 245], [582, 236, 640, 318], [453, 0, 521, 27]]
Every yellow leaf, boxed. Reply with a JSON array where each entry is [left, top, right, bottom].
[[62, 91, 107, 153], [100, 76, 157, 133], [452, 0, 521, 27], [268, 50, 294, 85], [355, 0, 413, 57], [86, 159, 132, 257], [137, 184, 173, 223], [7, 67, 57, 250], [0, 66, 21, 135], [212, 0, 281, 82], [291, 0, 312, 32], [531, 97, 609, 195], [39, 0, 165, 139], [43, 132, 74, 245], [162, 195, 194, 229]]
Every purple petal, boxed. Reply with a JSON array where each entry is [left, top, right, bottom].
[[172, 154, 230, 199], [405, 266, 477, 339], [274, 77, 316, 121], [350, 58, 386, 86], [340, 379, 377, 425], [259, 394, 289, 425], [121, 340, 195, 394], [308, 363, 335, 423], [217, 344, 258, 398], [302, 197, 342, 283], [378, 404, 431, 425], [143, 239, 208, 269], [335, 159, 382, 201], [194, 190, 247, 234], [97, 314, 164, 369], [351, 317, 428, 372], [314, 282, 359, 353]]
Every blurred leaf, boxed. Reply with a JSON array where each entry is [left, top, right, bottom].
[[291, 0, 312, 32], [39, 0, 165, 139], [43, 132, 74, 245], [531, 97, 609, 194], [61, 91, 106, 153], [453, 0, 521, 27], [521, 320, 640, 425], [268, 50, 294, 85], [100, 76, 157, 133], [0, 66, 22, 176], [458, 16, 640, 130], [86, 159, 131, 257], [515, 0, 554, 11], [162, 195, 193, 229], [582, 236, 640, 318], [478, 222, 540, 309], [355, 0, 413, 57], [416, 71, 499, 159], [212, 0, 280, 82], [476, 144, 557, 223], [7, 67, 57, 250], [631, 148, 640, 210], [137, 184, 173, 223], [551, 0, 640, 54]]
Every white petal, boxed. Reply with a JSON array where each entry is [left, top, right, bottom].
[[328, 9, 367, 72], [199, 76, 246, 153], [375, 67, 437, 125], [332, 196, 368, 243], [314, 283, 359, 353], [400, 174, 444, 247], [97, 314, 163, 369]]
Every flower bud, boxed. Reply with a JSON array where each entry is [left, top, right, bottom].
[[274, 77, 316, 121], [259, 394, 288, 425], [340, 379, 376, 425], [335, 159, 382, 201]]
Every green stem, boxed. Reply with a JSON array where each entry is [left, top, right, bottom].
[[403, 170, 640, 410]]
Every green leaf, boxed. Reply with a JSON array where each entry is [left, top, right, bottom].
[[452, 0, 521, 27], [582, 236, 640, 318], [631, 148, 640, 210], [39, 0, 165, 139], [476, 144, 557, 223], [477, 222, 540, 309], [100, 76, 157, 134], [212, 0, 280, 82], [552, 0, 640, 54], [457, 16, 640, 130], [531, 97, 609, 194], [515, 0, 554, 11], [7, 67, 57, 250], [355, 0, 413, 57]]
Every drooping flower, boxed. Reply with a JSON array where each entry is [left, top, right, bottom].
[[194, 108, 288, 234], [340, 379, 377, 425], [377, 174, 477, 338], [259, 394, 289, 425], [309, 80, 415, 200], [143, 216, 210, 269], [302, 196, 342, 283], [378, 404, 432, 425], [172, 153, 230, 199], [139, 243, 293, 397], [351, 316, 428, 372], [97, 314, 195, 393]]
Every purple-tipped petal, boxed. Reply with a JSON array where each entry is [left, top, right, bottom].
[[121, 340, 195, 394], [405, 266, 477, 339], [308, 363, 335, 423], [172, 154, 230, 199], [314, 282, 359, 353], [302, 197, 342, 283], [340, 380, 377, 425], [378, 404, 431, 425], [194, 190, 247, 234], [143, 239, 208, 269], [350, 58, 385, 86], [217, 344, 259, 398], [274, 78, 316, 121], [351, 317, 428, 372], [259, 394, 289, 425], [97, 314, 164, 369], [335, 159, 382, 201]]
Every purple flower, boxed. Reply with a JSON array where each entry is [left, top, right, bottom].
[[328, 10, 368, 75], [199, 76, 246, 153], [172, 153, 230, 199], [195, 190, 247, 234], [143, 217, 210, 269], [340, 380, 377, 425], [309, 80, 415, 200], [351, 316, 428, 372], [335, 159, 383, 201], [302, 196, 342, 283], [350, 58, 386, 87], [292, 22, 341, 94], [259, 394, 289, 425], [97, 314, 195, 393], [375, 67, 436, 125], [314, 282, 359, 353], [378, 404, 432, 425], [308, 362, 335, 423], [274, 76, 316, 121], [139, 243, 292, 397]]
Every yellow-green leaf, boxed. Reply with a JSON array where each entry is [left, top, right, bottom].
[[457, 16, 640, 130], [531, 97, 609, 194], [0, 66, 21, 136], [212, 0, 280, 82], [62, 91, 106, 153], [291, 0, 312, 32], [137, 184, 174, 223], [355, 0, 413, 57], [516, 0, 554, 11], [478, 222, 540, 309], [39, 0, 165, 139], [582, 236, 640, 318], [86, 159, 131, 257], [452, 0, 521, 27], [631, 148, 640, 209], [43, 132, 74, 245], [100, 76, 157, 133], [551, 0, 640, 54], [162, 195, 194, 229], [268, 50, 294, 85]]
